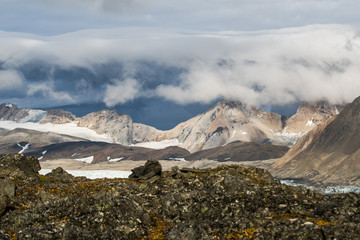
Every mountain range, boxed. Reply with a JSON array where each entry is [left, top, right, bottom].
[[0, 100, 340, 165]]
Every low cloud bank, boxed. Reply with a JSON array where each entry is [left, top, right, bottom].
[[0, 24, 359, 107]]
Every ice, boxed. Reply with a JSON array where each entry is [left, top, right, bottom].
[[275, 128, 304, 145], [74, 156, 94, 164], [39, 169, 132, 179], [0, 121, 114, 143], [19, 110, 47, 123], [280, 179, 360, 194], [17, 143, 29, 154], [132, 139, 180, 149]]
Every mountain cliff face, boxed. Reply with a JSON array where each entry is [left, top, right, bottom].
[[151, 101, 284, 152], [40, 109, 76, 124], [77, 110, 133, 145], [285, 101, 341, 134], [273, 96, 360, 186]]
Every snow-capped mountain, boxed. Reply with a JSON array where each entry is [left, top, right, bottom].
[[0, 100, 341, 152]]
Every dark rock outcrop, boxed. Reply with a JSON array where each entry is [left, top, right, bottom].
[[129, 159, 162, 180], [45, 167, 76, 183], [0, 154, 40, 180], [1, 155, 360, 239]]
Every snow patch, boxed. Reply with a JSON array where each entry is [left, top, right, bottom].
[[132, 139, 180, 149], [108, 157, 124, 162], [39, 169, 131, 179], [168, 157, 187, 162], [306, 119, 315, 127], [0, 121, 114, 142], [17, 143, 29, 154], [335, 106, 339, 115], [241, 131, 248, 135], [38, 150, 47, 160], [74, 156, 94, 164], [5, 104, 13, 108]]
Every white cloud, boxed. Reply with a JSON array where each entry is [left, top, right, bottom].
[[103, 78, 141, 106], [1, 24, 360, 107], [0, 70, 24, 90], [27, 83, 74, 103]]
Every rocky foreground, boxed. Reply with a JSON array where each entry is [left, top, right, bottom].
[[1, 154, 360, 239]]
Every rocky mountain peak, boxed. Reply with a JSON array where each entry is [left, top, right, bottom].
[[77, 109, 133, 145], [41, 109, 76, 124], [296, 100, 340, 116]]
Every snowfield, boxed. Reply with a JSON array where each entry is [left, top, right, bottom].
[[39, 169, 132, 179], [0, 121, 114, 143], [132, 139, 180, 149]]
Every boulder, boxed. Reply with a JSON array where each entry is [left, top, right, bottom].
[[0, 154, 40, 180], [45, 167, 76, 182], [129, 159, 162, 180]]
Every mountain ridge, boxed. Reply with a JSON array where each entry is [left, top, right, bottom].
[[0, 100, 342, 152]]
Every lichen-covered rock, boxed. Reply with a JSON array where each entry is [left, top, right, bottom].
[[45, 167, 76, 182], [0, 154, 40, 180], [0, 156, 360, 239], [129, 159, 162, 181]]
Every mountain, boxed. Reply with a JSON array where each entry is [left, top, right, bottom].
[[273, 96, 360, 186], [144, 100, 340, 152], [0, 100, 341, 152], [77, 110, 133, 145]]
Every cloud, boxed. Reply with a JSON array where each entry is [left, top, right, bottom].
[[103, 78, 141, 106], [0, 70, 24, 90], [27, 83, 74, 103], [1, 24, 360, 108]]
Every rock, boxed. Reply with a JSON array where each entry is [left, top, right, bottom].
[[0, 178, 15, 217], [0, 194, 8, 217], [77, 110, 133, 145], [45, 167, 76, 182], [1, 163, 360, 239], [0, 154, 40, 180], [129, 159, 162, 180], [0, 179, 15, 199]]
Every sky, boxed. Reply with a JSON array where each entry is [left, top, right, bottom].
[[1, 0, 360, 129]]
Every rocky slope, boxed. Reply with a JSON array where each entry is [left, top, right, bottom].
[[1, 154, 360, 239], [273, 96, 360, 186], [185, 141, 289, 162]]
